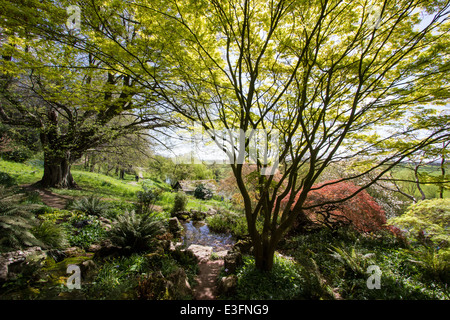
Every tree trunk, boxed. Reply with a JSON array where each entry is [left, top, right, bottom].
[[440, 152, 445, 199], [253, 240, 276, 272], [40, 156, 76, 188]]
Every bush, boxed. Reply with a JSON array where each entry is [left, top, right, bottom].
[[206, 210, 248, 238], [108, 210, 166, 253], [70, 195, 109, 217], [0, 186, 43, 251], [282, 181, 389, 234], [194, 184, 213, 200], [171, 192, 188, 214], [136, 186, 160, 213], [32, 220, 68, 249], [85, 254, 149, 299], [388, 198, 450, 247], [0, 172, 16, 187]]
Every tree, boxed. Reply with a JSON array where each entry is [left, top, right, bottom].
[[388, 198, 450, 246], [282, 180, 389, 234], [4, 0, 448, 271], [0, 0, 172, 188], [137, 0, 449, 270], [372, 112, 450, 203]]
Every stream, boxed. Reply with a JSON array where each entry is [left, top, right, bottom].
[[181, 220, 235, 252]]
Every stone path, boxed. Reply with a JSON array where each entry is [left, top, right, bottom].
[[193, 259, 224, 300], [187, 244, 228, 300]]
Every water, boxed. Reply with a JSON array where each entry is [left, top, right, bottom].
[[181, 220, 235, 252]]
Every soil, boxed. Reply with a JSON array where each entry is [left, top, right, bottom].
[[21, 184, 73, 209], [193, 259, 224, 300]]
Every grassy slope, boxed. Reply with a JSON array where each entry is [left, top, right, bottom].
[[0, 159, 232, 211]]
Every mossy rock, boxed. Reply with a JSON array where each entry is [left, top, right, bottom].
[[41, 255, 94, 287]]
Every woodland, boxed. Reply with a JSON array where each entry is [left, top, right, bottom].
[[0, 0, 449, 301]]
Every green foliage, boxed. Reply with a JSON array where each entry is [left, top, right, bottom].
[[206, 210, 248, 238], [0, 172, 16, 187], [171, 192, 188, 214], [0, 186, 43, 251], [108, 210, 166, 253], [32, 220, 68, 250], [63, 214, 107, 249], [388, 198, 450, 246], [280, 228, 449, 299], [409, 247, 450, 284], [233, 254, 303, 300], [329, 245, 376, 277], [85, 254, 149, 299], [136, 185, 161, 213], [69, 195, 110, 217], [194, 184, 213, 200]]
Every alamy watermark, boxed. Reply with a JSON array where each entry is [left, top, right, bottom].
[[366, 265, 382, 289], [175, 122, 280, 176], [66, 5, 81, 32], [66, 264, 81, 289]]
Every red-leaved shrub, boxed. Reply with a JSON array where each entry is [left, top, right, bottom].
[[281, 181, 388, 234]]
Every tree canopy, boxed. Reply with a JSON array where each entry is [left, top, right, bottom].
[[0, 0, 448, 270]]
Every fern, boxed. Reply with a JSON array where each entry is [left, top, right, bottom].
[[108, 210, 165, 253], [70, 195, 109, 217], [329, 245, 375, 276], [0, 186, 43, 252]]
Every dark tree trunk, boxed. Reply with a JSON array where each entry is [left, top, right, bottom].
[[440, 150, 445, 199], [40, 153, 77, 188], [253, 239, 276, 272]]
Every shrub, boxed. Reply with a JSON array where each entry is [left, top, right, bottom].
[[70, 195, 109, 217], [136, 186, 160, 213], [32, 220, 68, 249], [388, 198, 450, 247], [86, 254, 149, 299], [171, 192, 188, 214], [108, 210, 165, 253], [0, 186, 43, 251], [206, 210, 248, 238], [0, 172, 16, 187], [194, 184, 213, 200], [282, 181, 389, 234]]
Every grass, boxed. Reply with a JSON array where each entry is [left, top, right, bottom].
[[0, 159, 166, 202], [390, 165, 450, 199]]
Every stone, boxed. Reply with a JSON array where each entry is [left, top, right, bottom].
[[187, 244, 213, 263], [98, 217, 113, 230], [172, 211, 190, 220], [94, 240, 122, 258], [232, 238, 253, 254], [218, 275, 238, 296], [224, 250, 243, 274], [206, 208, 217, 216], [0, 247, 46, 283], [167, 267, 192, 298], [80, 259, 97, 281], [190, 210, 206, 221], [215, 250, 228, 259], [169, 217, 183, 236], [63, 247, 84, 257]]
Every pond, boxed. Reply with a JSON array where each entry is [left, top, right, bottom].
[[181, 220, 235, 252]]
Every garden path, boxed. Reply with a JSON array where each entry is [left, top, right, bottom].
[[21, 184, 72, 209], [193, 259, 224, 300]]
